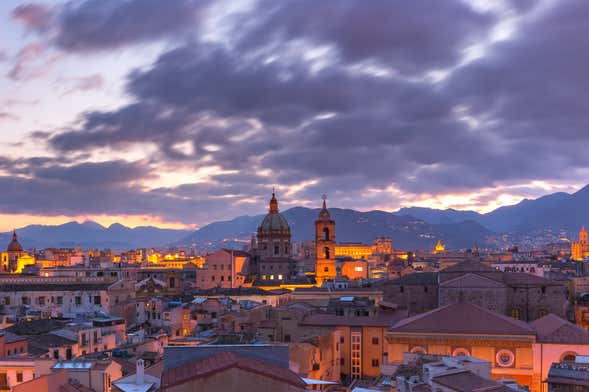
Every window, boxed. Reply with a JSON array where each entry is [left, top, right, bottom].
[[324, 267, 329, 272], [372, 337, 379, 345], [400, 286, 404, 293], [323, 227, 330, 241], [0, 373, 8, 387], [537, 309, 548, 318], [3, 297, 9, 305], [278, 274, 283, 280], [164, 313, 170, 321], [324, 247, 330, 259], [410, 346, 426, 354], [75, 296, 82, 305], [340, 358, 345, 365], [340, 336, 344, 343], [56, 296, 63, 305], [211, 276, 215, 281], [38, 296, 45, 305], [169, 277, 176, 288], [424, 286, 428, 293], [220, 276, 224, 281], [541, 286, 546, 294], [94, 296, 101, 305], [22, 296, 29, 305], [351, 332, 362, 378], [274, 245, 279, 255], [453, 347, 470, 357], [284, 334, 291, 342], [496, 349, 515, 367], [371, 359, 379, 367], [510, 307, 522, 320]]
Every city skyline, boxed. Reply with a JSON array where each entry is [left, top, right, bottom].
[[1, 0, 589, 231]]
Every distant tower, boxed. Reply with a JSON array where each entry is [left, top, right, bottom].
[[315, 195, 336, 281], [581, 226, 588, 244], [433, 240, 445, 254], [572, 226, 589, 261]]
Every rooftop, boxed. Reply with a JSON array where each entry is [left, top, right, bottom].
[[389, 302, 535, 337]]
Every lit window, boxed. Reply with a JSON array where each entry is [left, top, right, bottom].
[[270, 275, 274, 280], [354, 266, 363, 272], [262, 275, 267, 280], [278, 275, 283, 280]]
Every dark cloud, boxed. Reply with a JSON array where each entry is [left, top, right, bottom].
[[33, 160, 152, 186], [12, 0, 211, 52], [234, 0, 495, 75]]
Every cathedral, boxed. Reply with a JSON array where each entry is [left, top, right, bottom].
[[252, 191, 294, 282], [571, 225, 589, 261]]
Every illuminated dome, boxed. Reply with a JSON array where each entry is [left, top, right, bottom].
[[7, 231, 23, 252], [259, 192, 290, 234], [256, 191, 291, 260]]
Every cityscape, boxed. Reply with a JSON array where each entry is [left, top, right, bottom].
[[2, 1, 589, 392]]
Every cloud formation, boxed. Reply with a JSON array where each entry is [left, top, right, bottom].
[[4, 0, 589, 226]]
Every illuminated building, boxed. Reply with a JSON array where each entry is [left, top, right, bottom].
[[254, 192, 294, 283], [384, 302, 589, 392], [1, 231, 35, 274], [335, 243, 372, 259], [433, 239, 446, 254], [198, 249, 249, 289], [571, 225, 589, 261], [372, 237, 393, 255], [315, 196, 337, 282]]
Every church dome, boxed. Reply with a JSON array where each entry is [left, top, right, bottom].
[[259, 192, 290, 233], [7, 231, 23, 252]]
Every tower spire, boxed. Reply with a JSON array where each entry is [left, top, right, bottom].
[[269, 189, 279, 213]]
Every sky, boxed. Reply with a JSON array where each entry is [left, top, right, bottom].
[[0, 0, 588, 231]]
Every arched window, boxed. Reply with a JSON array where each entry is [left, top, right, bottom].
[[324, 247, 330, 259], [323, 227, 330, 241], [453, 348, 470, 357], [561, 352, 577, 362], [410, 346, 427, 354]]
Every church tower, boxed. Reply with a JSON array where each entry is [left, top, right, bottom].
[[315, 195, 336, 281]]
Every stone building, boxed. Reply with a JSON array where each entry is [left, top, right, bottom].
[[384, 260, 568, 321], [197, 249, 249, 289], [385, 302, 589, 392]]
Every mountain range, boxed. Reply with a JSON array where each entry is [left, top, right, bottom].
[[4, 185, 589, 251]]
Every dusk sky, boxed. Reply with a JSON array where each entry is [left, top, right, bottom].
[[1, 0, 588, 231]]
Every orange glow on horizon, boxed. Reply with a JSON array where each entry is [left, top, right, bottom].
[[0, 213, 195, 232]]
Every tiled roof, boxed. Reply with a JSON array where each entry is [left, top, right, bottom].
[[389, 302, 535, 336], [390, 272, 438, 285], [302, 311, 408, 327], [0, 283, 112, 292], [432, 370, 507, 391], [502, 272, 562, 287], [161, 351, 306, 389], [440, 273, 506, 288], [440, 260, 496, 273], [531, 313, 589, 344]]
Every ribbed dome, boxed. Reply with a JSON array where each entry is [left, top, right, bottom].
[[258, 192, 290, 233], [7, 231, 23, 252], [259, 212, 290, 232]]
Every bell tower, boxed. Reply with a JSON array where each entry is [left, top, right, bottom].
[[315, 195, 336, 281]]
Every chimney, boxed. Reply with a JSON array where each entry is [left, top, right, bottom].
[[136, 359, 145, 385]]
